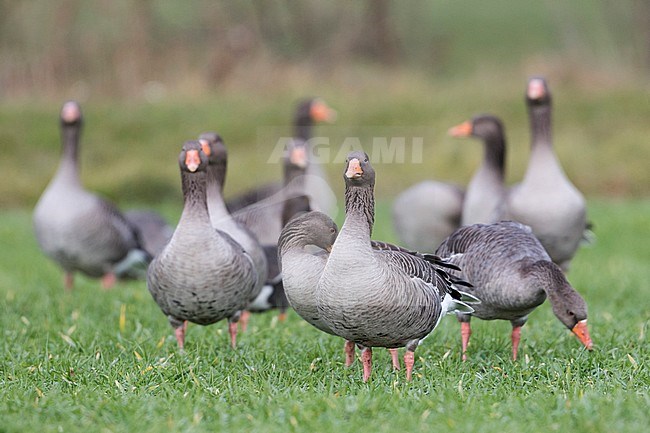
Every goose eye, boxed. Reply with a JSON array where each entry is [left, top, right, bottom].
[[567, 310, 575, 317]]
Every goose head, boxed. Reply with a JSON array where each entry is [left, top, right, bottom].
[[295, 98, 338, 126], [448, 114, 504, 143], [526, 76, 552, 106], [344, 151, 374, 187], [198, 132, 227, 167], [531, 260, 593, 350], [60, 101, 83, 126], [179, 140, 209, 174], [286, 139, 309, 170], [283, 211, 338, 252]]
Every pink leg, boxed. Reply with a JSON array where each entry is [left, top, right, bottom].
[[229, 321, 238, 349], [389, 348, 401, 370], [278, 311, 287, 322], [361, 347, 373, 382], [511, 326, 522, 361], [174, 321, 188, 350], [101, 272, 116, 290], [64, 272, 74, 291], [344, 340, 356, 367], [239, 310, 251, 332], [461, 322, 471, 361], [404, 350, 415, 381]]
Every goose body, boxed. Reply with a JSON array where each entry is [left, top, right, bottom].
[[506, 77, 588, 271], [392, 180, 464, 252], [33, 101, 147, 289], [147, 141, 257, 349], [198, 133, 267, 306], [435, 221, 593, 360], [449, 114, 507, 226], [124, 210, 173, 257], [317, 151, 474, 381], [278, 211, 338, 334]]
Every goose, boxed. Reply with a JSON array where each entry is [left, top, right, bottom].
[[392, 180, 464, 252], [435, 221, 593, 361], [198, 133, 268, 325], [506, 77, 588, 271], [32, 100, 149, 289], [226, 98, 337, 216], [280, 211, 457, 370], [123, 209, 173, 257], [449, 114, 507, 226], [146, 141, 257, 350], [317, 151, 476, 381], [199, 133, 290, 327]]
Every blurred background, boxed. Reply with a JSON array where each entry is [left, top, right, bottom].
[[1, 0, 649, 209]]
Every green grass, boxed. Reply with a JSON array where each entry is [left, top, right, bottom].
[[2, 70, 650, 209], [1, 199, 649, 432]]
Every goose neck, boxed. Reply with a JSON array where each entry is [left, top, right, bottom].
[[344, 184, 374, 237], [205, 165, 229, 220], [54, 124, 82, 185], [528, 104, 552, 149], [294, 123, 312, 142], [180, 170, 211, 223], [483, 134, 506, 177]]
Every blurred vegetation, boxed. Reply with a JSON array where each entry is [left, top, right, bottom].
[[1, 0, 648, 98], [1, 0, 649, 208]]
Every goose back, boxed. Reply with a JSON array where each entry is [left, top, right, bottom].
[[392, 180, 464, 252]]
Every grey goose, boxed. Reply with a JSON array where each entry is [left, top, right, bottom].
[[279, 211, 461, 371], [146, 141, 257, 350], [317, 151, 476, 381], [435, 221, 593, 361], [32, 101, 149, 289], [506, 77, 588, 271], [449, 114, 508, 226], [198, 133, 268, 329]]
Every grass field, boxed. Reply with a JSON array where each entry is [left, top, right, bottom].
[[1, 199, 648, 433]]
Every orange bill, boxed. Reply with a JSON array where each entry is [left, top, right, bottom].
[[61, 102, 81, 123], [571, 319, 593, 350], [448, 120, 473, 137], [345, 158, 363, 179], [527, 78, 546, 100], [185, 149, 201, 172], [310, 100, 338, 123], [289, 145, 308, 168], [199, 139, 212, 157]]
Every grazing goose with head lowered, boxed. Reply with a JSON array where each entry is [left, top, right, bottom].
[[317, 151, 476, 381], [146, 141, 257, 350], [435, 221, 593, 361], [33, 100, 149, 289], [506, 77, 588, 271], [226, 98, 337, 216], [449, 114, 507, 226]]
